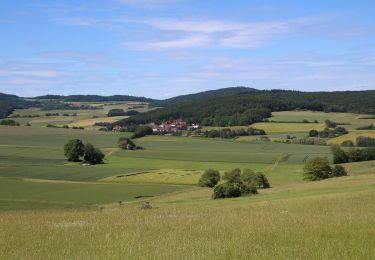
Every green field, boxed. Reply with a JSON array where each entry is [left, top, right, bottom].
[[1, 110, 375, 259]]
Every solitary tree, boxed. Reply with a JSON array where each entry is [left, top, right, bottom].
[[84, 143, 105, 164], [118, 137, 136, 150], [303, 157, 332, 181], [331, 165, 348, 177], [64, 139, 84, 162], [198, 169, 221, 188]]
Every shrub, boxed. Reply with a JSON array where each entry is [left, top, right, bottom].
[[198, 169, 221, 188]]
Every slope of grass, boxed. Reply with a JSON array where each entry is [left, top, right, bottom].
[[0, 183, 374, 259]]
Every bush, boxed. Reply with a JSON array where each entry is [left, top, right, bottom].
[[198, 169, 221, 188]]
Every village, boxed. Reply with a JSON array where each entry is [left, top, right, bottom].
[[112, 119, 200, 135]]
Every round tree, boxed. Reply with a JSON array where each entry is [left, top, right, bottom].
[[198, 169, 221, 188], [303, 157, 332, 181], [64, 139, 84, 162]]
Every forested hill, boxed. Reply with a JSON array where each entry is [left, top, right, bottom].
[[150, 87, 258, 107], [0, 93, 34, 118], [116, 90, 375, 127], [34, 95, 158, 103]]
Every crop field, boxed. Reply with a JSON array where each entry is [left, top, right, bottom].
[[328, 130, 375, 144], [251, 122, 325, 133], [9, 101, 149, 128]]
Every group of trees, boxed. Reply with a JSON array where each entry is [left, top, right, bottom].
[[36, 94, 156, 103], [199, 127, 266, 139], [0, 119, 20, 126], [356, 124, 375, 130], [303, 157, 347, 181], [309, 127, 348, 138], [331, 145, 375, 164], [356, 136, 375, 147], [64, 139, 104, 164], [198, 168, 270, 199], [108, 109, 140, 117]]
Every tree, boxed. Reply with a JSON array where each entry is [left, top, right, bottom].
[[331, 165, 347, 177], [198, 169, 221, 188], [303, 157, 332, 181], [309, 129, 319, 137], [83, 143, 105, 164], [132, 125, 153, 139], [223, 168, 241, 183], [341, 140, 354, 147], [64, 139, 84, 162], [118, 137, 136, 150], [330, 145, 349, 164], [212, 182, 242, 199], [241, 169, 270, 188], [108, 109, 126, 117]]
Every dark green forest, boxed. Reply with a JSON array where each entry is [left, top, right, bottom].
[[117, 90, 375, 127]]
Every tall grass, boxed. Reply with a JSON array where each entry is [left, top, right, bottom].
[[1, 189, 374, 259]]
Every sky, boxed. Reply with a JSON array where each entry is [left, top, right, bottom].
[[0, 0, 375, 98]]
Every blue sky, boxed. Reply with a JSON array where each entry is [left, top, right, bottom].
[[1, 0, 375, 98]]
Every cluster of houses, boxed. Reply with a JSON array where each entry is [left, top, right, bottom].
[[112, 118, 200, 134], [150, 119, 200, 133]]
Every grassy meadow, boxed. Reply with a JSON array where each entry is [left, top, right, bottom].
[[1, 110, 375, 259]]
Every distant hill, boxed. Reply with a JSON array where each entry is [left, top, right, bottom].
[[150, 87, 258, 107], [34, 95, 158, 103], [0, 93, 35, 118], [116, 89, 375, 127]]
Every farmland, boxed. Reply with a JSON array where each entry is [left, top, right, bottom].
[[0, 110, 375, 259]]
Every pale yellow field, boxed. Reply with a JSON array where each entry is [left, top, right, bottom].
[[271, 111, 375, 126], [102, 169, 203, 185], [327, 130, 375, 144], [250, 122, 325, 133], [68, 116, 128, 127]]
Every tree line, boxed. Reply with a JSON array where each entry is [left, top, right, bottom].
[[115, 90, 375, 127]]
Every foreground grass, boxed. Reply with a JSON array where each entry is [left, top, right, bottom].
[[1, 187, 374, 259]]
